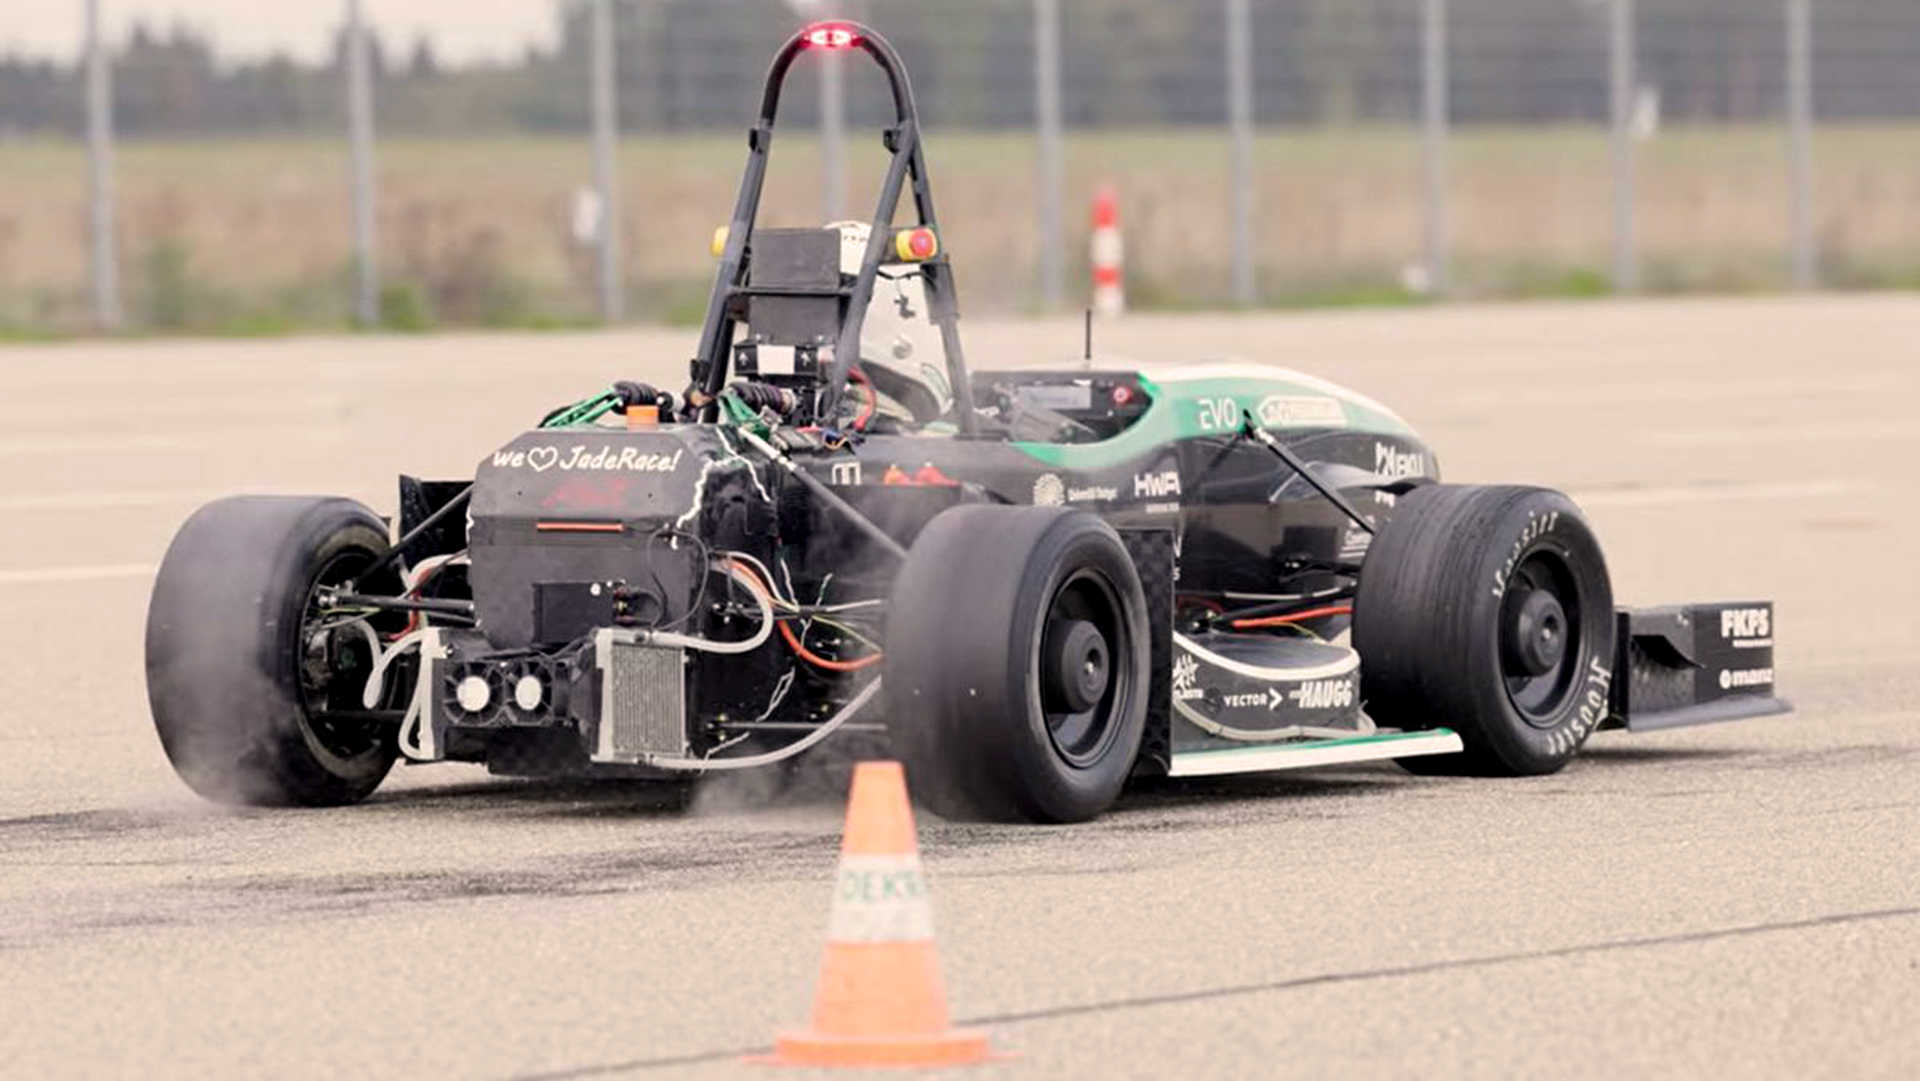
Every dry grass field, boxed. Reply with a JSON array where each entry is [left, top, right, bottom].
[[4, 123, 1919, 332]]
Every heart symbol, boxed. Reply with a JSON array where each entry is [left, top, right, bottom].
[[526, 446, 560, 473]]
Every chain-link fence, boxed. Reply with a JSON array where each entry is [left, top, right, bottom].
[[4, 0, 1917, 334]]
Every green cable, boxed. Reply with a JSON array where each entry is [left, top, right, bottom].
[[540, 389, 622, 429], [716, 390, 769, 435]]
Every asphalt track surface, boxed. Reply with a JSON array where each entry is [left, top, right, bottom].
[[2, 297, 1916, 1079]]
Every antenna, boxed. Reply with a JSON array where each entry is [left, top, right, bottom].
[[1083, 307, 1093, 369]]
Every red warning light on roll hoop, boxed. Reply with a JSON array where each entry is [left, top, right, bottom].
[[803, 24, 859, 50]]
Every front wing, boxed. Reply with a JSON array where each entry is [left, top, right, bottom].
[[1607, 601, 1789, 732]]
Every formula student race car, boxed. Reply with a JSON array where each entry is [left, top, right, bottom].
[[145, 23, 1788, 822]]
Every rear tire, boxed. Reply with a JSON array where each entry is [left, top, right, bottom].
[[146, 496, 401, 806], [1355, 485, 1615, 777], [885, 506, 1149, 823]]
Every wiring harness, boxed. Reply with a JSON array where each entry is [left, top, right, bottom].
[[334, 382, 892, 765]]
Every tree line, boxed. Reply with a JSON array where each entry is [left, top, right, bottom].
[[2, 0, 1913, 136]]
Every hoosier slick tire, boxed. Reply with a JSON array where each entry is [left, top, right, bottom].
[[885, 506, 1149, 823], [1354, 484, 1615, 777], [146, 496, 401, 807]]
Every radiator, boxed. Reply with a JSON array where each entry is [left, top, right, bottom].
[[592, 630, 690, 762]]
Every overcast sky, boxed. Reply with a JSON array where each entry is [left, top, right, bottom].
[[0, 1, 562, 64]]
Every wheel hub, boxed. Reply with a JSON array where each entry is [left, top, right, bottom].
[[1044, 619, 1110, 714], [1505, 588, 1567, 677], [298, 549, 392, 761]]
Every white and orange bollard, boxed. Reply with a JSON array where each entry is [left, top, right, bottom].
[[763, 761, 994, 1068], [1090, 184, 1125, 317]]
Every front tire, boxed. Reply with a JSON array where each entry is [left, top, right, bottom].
[[885, 506, 1149, 823], [146, 496, 402, 806], [1355, 484, 1615, 776]]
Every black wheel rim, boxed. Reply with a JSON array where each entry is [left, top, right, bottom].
[[1037, 569, 1129, 768], [1499, 551, 1584, 728], [297, 549, 391, 762]]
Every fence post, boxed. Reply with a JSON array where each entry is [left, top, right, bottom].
[[1607, 0, 1638, 292], [1420, 0, 1451, 297], [1034, 0, 1064, 310], [85, 0, 121, 331], [1225, 0, 1254, 307], [1786, 0, 1817, 290], [590, 0, 624, 322], [346, 0, 379, 327]]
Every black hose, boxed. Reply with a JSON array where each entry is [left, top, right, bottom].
[[728, 380, 801, 417], [614, 381, 676, 416]]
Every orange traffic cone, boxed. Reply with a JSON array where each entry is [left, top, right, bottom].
[[763, 761, 994, 1068]]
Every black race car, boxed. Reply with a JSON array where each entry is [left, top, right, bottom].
[[146, 23, 1787, 822]]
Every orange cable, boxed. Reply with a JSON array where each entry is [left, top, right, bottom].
[[728, 558, 883, 672], [1230, 604, 1354, 629]]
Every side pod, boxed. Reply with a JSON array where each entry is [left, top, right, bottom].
[[1606, 601, 1791, 732]]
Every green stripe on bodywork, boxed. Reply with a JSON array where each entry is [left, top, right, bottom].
[[1011, 373, 1416, 471], [1178, 728, 1459, 761]]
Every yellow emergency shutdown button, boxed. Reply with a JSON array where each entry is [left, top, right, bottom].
[[894, 226, 938, 262]]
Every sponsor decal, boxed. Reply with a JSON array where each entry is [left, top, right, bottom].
[[1720, 667, 1774, 691], [882, 463, 961, 487], [1221, 688, 1284, 711], [828, 853, 935, 944], [1339, 527, 1372, 559], [1172, 653, 1203, 701], [1196, 396, 1242, 432], [1029, 475, 1117, 503], [1257, 395, 1348, 429], [1490, 510, 1561, 599], [1374, 442, 1426, 479], [829, 461, 863, 486], [494, 445, 685, 474], [1720, 607, 1772, 647], [915, 464, 960, 487], [539, 477, 633, 510], [1066, 484, 1119, 502], [1545, 656, 1615, 757], [1143, 502, 1181, 516], [1290, 678, 1355, 710], [1134, 470, 1183, 499]]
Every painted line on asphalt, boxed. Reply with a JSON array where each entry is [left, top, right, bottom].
[[0, 489, 230, 511], [958, 905, 1920, 1029], [0, 425, 342, 457], [512, 905, 1920, 1081], [0, 487, 348, 512], [1635, 421, 1917, 448], [1791, 653, 1920, 675], [1442, 374, 1915, 409], [0, 394, 348, 425], [0, 564, 156, 586], [1567, 478, 1878, 508]]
